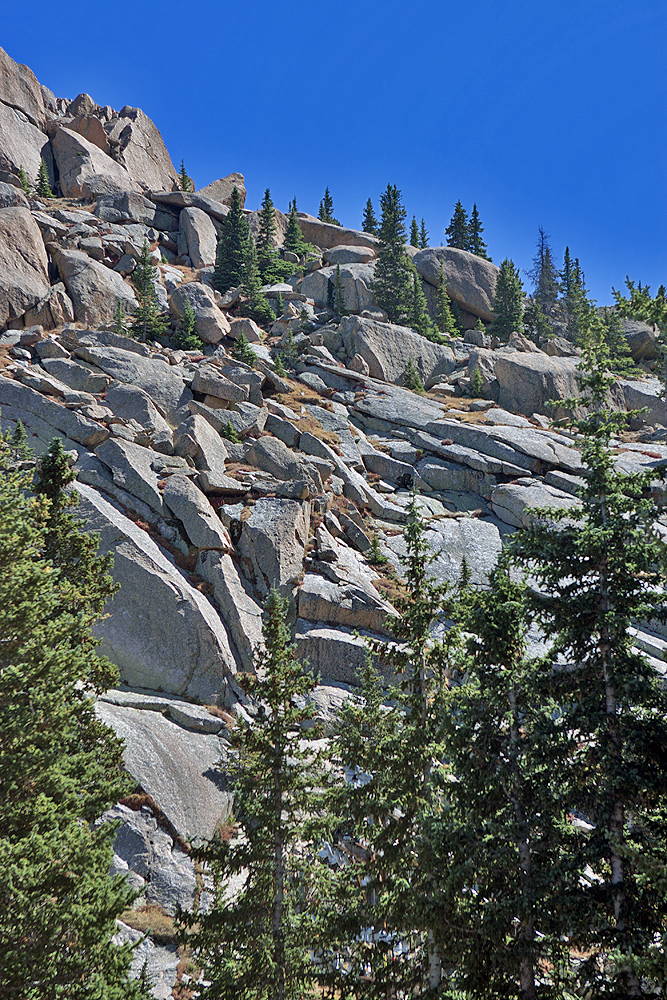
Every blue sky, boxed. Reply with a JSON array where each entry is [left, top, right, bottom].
[[3, 1, 665, 303]]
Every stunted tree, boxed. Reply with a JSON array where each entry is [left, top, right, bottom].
[[489, 257, 524, 341], [372, 183, 413, 324], [283, 198, 310, 258], [178, 159, 193, 192], [613, 278, 667, 422], [410, 215, 420, 247], [317, 186, 340, 226], [240, 233, 275, 328], [214, 186, 250, 294], [409, 269, 436, 340], [132, 239, 166, 342], [435, 261, 459, 337], [362, 197, 378, 235], [445, 199, 469, 249], [526, 225, 560, 340], [35, 157, 54, 198]]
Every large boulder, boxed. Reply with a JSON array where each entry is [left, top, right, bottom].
[[52, 127, 141, 199], [0, 375, 109, 450], [0, 206, 50, 328], [494, 351, 582, 416], [0, 45, 46, 126], [295, 213, 380, 251], [298, 263, 376, 314], [340, 315, 456, 385], [23, 282, 75, 329], [54, 248, 137, 327], [413, 247, 500, 321], [620, 318, 659, 361], [245, 436, 329, 493], [94, 191, 179, 231], [619, 377, 665, 426], [105, 106, 180, 193], [75, 483, 240, 705], [237, 497, 310, 599], [0, 101, 55, 190], [169, 282, 230, 344], [149, 190, 229, 224], [197, 173, 246, 208], [179, 207, 217, 269]]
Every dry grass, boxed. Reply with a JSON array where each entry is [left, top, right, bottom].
[[120, 904, 178, 946], [368, 559, 406, 605]]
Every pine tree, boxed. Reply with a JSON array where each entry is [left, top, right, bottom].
[[599, 306, 635, 375], [178, 159, 193, 192], [435, 261, 459, 337], [179, 589, 332, 1000], [613, 278, 667, 423], [131, 239, 166, 342], [214, 186, 250, 294], [526, 226, 560, 340], [445, 200, 469, 250], [0, 435, 147, 998], [372, 183, 413, 324], [240, 233, 275, 328], [419, 217, 429, 249], [17, 164, 31, 195], [410, 215, 420, 248], [173, 298, 202, 351], [317, 186, 340, 226], [283, 198, 312, 259], [467, 203, 490, 259], [231, 332, 257, 368], [489, 257, 524, 342], [509, 325, 667, 997], [35, 158, 54, 198], [402, 356, 425, 393], [362, 197, 378, 235], [561, 248, 591, 344], [333, 264, 347, 320], [409, 268, 436, 340], [113, 299, 128, 337]]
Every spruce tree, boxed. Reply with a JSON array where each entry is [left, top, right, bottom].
[[240, 233, 275, 328], [131, 239, 166, 342], [489, 257, 524, 341], [113, 299, 128, 337], [283, 198, 310, 258], [445, 200, 469, 250], [613, 278, 667, 423], [0, 435, 147, 998], [317, 186, 340, 226], [402, 356, 425, 393], [409, 268, 436, 340], [178, 159, 193, 192], [435, 261, 459, 337], [362, 197, 378, 235], [179, 589, 332, 1000], [467, 203, 490, 259], [372, 183, 413, 324], [173, 298, 202, 351], [510, 325, 667, 997], [526, 225, 560, 340], [35, 158, 54, 198], [410, 215, 420, 247], [333, 263, 347, 320], [17, 164, 31, 195], [214, 186, 250, 294], [419, 217, 429, 249]]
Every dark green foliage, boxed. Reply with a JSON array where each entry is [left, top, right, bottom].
[[445, 200, 469, 249], [317, 186, 341, 226], [561, 248, 590, 344], [372, 183, 413, 324], [489, 257, 524, 341], [509, 327, 667, 996], [283, 198, 311, 258], [3, 417, 31, 461], [333, 264, 347, 320], [131, 239, 167, 342], [526, 226, 560, 340], [613, 278, 667, 422], [17, 164, 31, 194], [178, 159, 193, 192], [0, 435, 146, 998], [598, 306, 635, 375], [256, 189, 295, 284], [470, 365, 484, 397], [362, 197, 378, 235], [419, 217, 429, 249], [179, 589, 332, 1000], [219, 419, 241, 444], [231, 333, 257, 368], [409, 269, 436, 340], [410, 215, 420, 247], [35, 158, 54, 198], [240, 234, 275, 327], [214, 186, 250, 294], [368, 534, 388, 565], [402, 356, 425, 393], [467, 203, 490, 259], [113, 299, 128, 337], [173, 298, 203, 351], [435, 261, 459, 337]]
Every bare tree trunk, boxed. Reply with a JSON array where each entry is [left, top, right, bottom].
[[273, 754, 285, 1000]]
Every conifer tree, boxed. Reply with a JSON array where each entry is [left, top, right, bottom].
[[333, 264, 347, 320], [445, 200, 469, 249], [419, 217, 429, 249], [17, 164, 31, 194], [174, 298, 202, 351], [240, 233, 275, 328], [526, 225, 560, 339], [402, 356, 425, 393], [435, 261, 459, 337], [35, 157, 54, 198], [613, 278, 667, 422], [178, 159, 193, 192], [560, 248, 591, 344], [372, 183, 413, 324], [510, 324, 667, 997], [113, 299, 128, 337], [409, 269, 435, 339], [0, 435, 147, 998], [283, 198, 310, 258], [317, 186, 340, 226], [179, 589, 332, 1000], [489, 257, 524, 341], [410, 215, 420, 247], [214, 186, 250, 294], [362, 197, 378, 235], [131, 239, 166, 342], [467, 203, 490, 259]]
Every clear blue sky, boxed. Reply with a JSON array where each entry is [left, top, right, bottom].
[[3, 1, 665, 304]]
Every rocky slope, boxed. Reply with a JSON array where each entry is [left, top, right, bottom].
[[1, 45, 666, 997]]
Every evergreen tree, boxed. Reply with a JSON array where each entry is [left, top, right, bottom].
[[0, 435, 147, 998], [402, 356, 425, 393], [526, 225, 560, 339], [419, 217, 429, 249], [410, 215, 420, 248], [179, 589, 332, 1000], [561, 248, 591, 344], [613, 278, 667, 423], [240, 233, 275, 328], [599, 306, 635, 375], [372, 183, 413, 324], [467, 203, 490, 259], [333, 264, 347, 320], [445, 200, 469, 250], [214, 186, 250, 294], [409, 268, 436, 340], [231, 332, 257, 368], [317, 186, 340, 226], [17, 164, 31, 195], [35, 158, 54, 198], [510, 325, 667, 996], [113, 299, 128, 337], [283, 198, 312, 258], [173, 298, 202, 351], [362, 197, 378, 235], [131, 240, 166, 342], [435, 261, 459, 337], [178, 159, 193, 192], [489, 257, 524, 341]]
